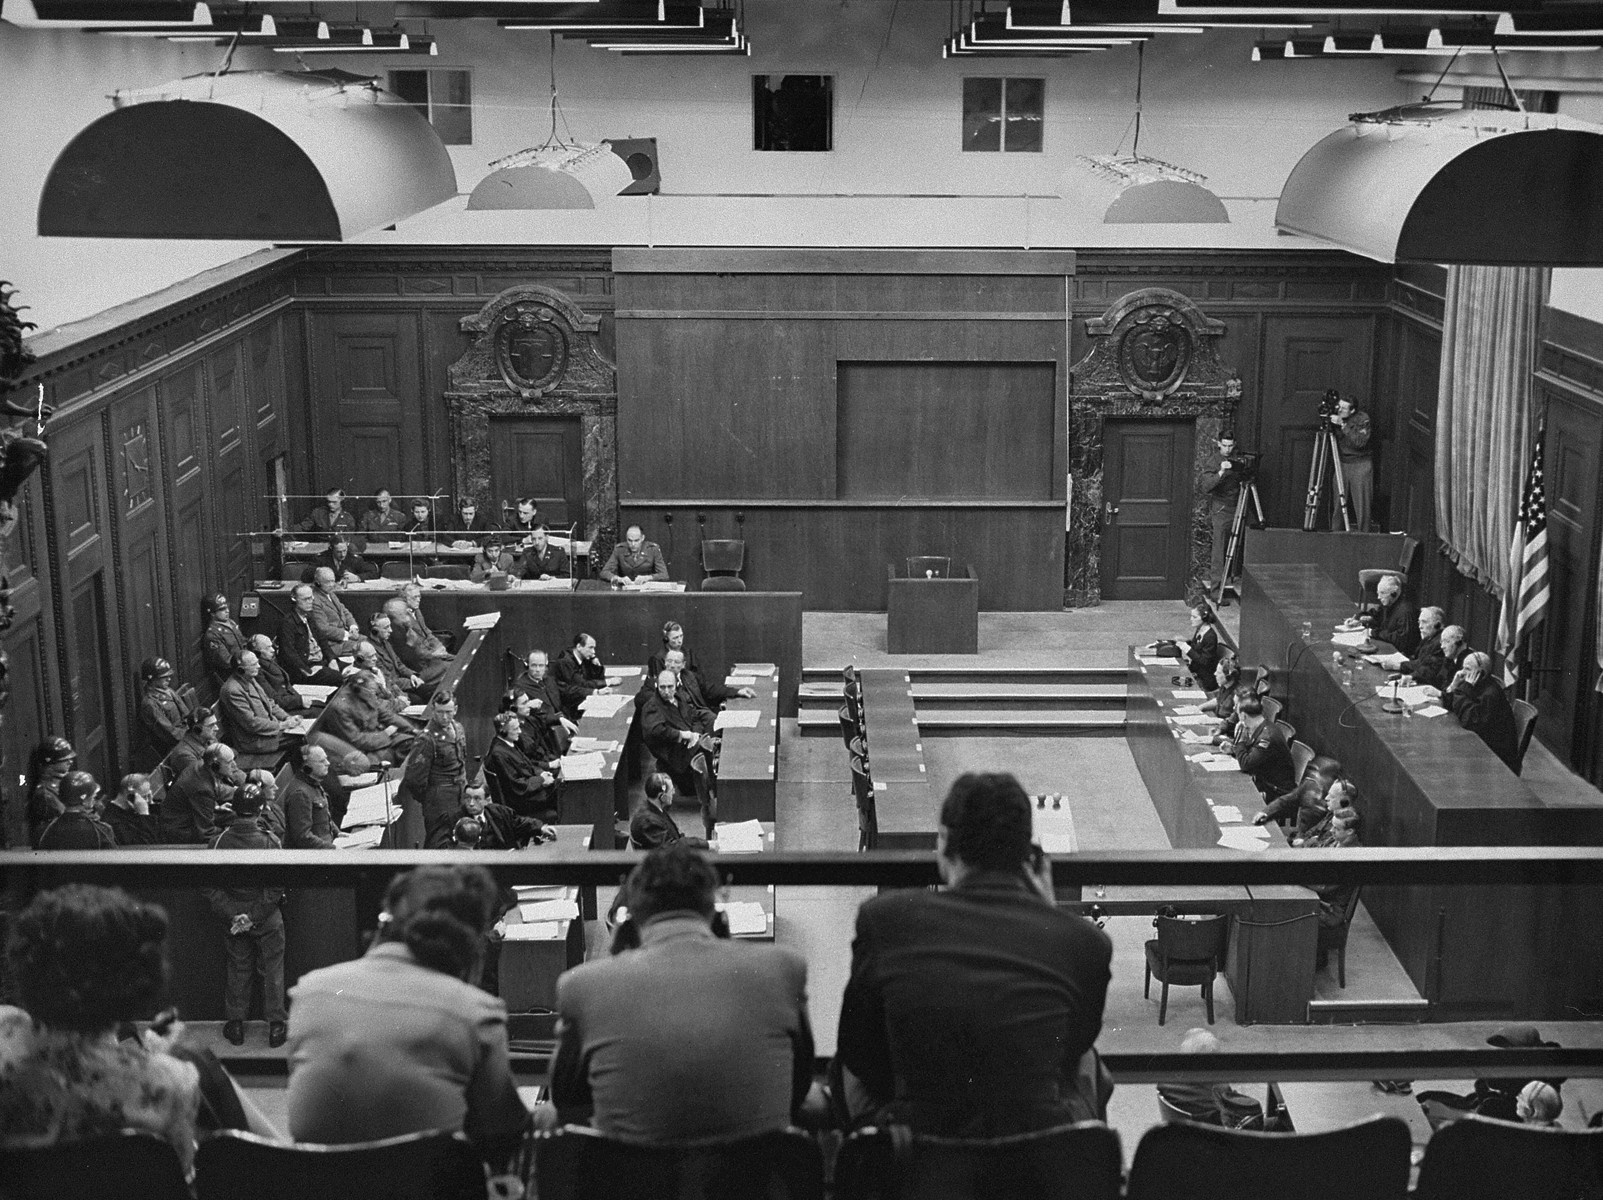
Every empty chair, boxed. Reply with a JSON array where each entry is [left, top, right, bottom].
[[1125, 1115, 1412, 1200], [1318, 885, 1363, 988], [906, 555, 951, 579], [1289, 739, 1316, 785], [1144, 913, 1230, 1025], [701, 539, 746, 592], [194, 1129, 484, 1200], [1259, 696, 1283, 725], [0, 1132, 191, 1200], [1357, 535, 1422, 606], [1413, 1112, 1603, 1200], [1510, 698, 1539, 775], [1274, 718, 1298, 744], [381, 560, 412, 580], [532, 1125, 824, 1200], [835, 1121, 1122, 1200]]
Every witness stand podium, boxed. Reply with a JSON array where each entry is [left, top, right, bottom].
[[886, 559, 979, 654]]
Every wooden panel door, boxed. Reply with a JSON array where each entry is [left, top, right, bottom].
[[1101, 419, 1195, 600], [310, 312, 424, 500], [1259, 317, 1375, 528], [68, 573, 116, 783], [1531, 390, 1601, 763], [489, 414, 584, 532], [162, 364, 216, 682]]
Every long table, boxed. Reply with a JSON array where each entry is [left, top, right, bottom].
[[1240, 563, 1603, 1020], [1124, 648, 1320, 1025]]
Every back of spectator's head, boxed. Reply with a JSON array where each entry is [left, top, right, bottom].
[[1180, 1028, 1222, 1054], [139, 657, 173, 685], [939, 772, 1033, 872], [1516, 1081, 1562, 1124], [59, 771, 99, 811], [623, 842, 720, 924], [378, 864, 500, 981], [5, 884, 169, 1033]]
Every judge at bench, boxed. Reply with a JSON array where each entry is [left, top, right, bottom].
[[600, 524, 669, 584], [1446, 651, 1521, 771]]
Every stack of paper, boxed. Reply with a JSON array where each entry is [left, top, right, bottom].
[[1416, 704, 1449, 718], [1169, 713, 1216, 726], [1172, 704, 1205, 716], [1331, 630, 1370, 647], [1201, 759, 1242, 774], [1373, 683, 1436, 708], [1179, 730, 1212, 745], [517, 897, 579, 923], [1209, 805, 1245, 824], [717, 901, 769, 936], [579, 694, 630, 718], [340, 771, 381, 789], [293, 684, 338, 703], [333, 826, 385, 851], [1218, 826, 1271, 851], [342, 778, 401, 829], [513, 885, 569, 905], [1171, 688, 1209, 700], [503, 922, 567, 941], [732, 663, 777, 678], [714, 709, 761, 731], [568, 737, 620, 754], [518, 577, 576, 591], [725, 675, 757, 688], [630, 581, 685, 592], [401, 703, 427, 718], [714, 820, 766, 853], [558, 752, 608, 780], [462, 611, 501, 630]]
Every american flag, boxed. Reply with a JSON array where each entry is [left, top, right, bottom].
[[1498, 430, 1551, 688]]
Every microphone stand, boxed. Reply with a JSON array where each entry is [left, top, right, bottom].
[[1381, 675, 1406, 715]]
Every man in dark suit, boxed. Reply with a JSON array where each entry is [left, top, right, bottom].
[[282, 743, 337, 850], [483, 712, 558, 821], [836, 772, 1113, 1136], [628, 773, 709, 851], [434, 777, 552, 850], [1370, 605, 1444, 683], [640, 669, 718, 839], [248, 634, 306, 712], [521, 523, 570, 580], [162, 743, 243, 844], [550, 843, 813, 1144], [302, 532, 377, 584], [1447, 651, 1521, 770], [1360, 572, 1420, 656], [1216, 695, 1297, 797], [278, 584, 345, 685], [514, 649, 576, 756], [1420, 624, 1470, 694], [664, 648, 754, 713], [553, 633, 609, 721], [449, 496, 497, 547], [368, 611, 427, 699]]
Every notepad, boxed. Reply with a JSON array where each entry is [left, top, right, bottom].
[[725, 675, 757, 688], [401, 703, 427, 717], [713, 819, 765, 854], [1332, 630, 1370, 647], [717, 901, 769, 936], [714, 709, 761, 731], [1374, 683, 1436, 708], [579, 694, 630, 718], [1416, 704, 1449, 718], [1171, 688, 1208, 700]]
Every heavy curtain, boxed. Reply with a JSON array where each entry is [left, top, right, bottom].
[[1433, 265, 1549, 592]]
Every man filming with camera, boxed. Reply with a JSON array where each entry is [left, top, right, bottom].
[[1203, 433, 1250, 593], [1324, 391, 1373, 532]]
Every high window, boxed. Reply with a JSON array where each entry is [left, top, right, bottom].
[[388, 69, 473, 145], [962, 77, 1044, 152]]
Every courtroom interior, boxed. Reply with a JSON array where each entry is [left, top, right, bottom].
[[3, 0, 1603, 1195]]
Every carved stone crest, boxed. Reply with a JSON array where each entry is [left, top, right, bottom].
[[452, 284, 607, 402], [495, 302, 570, 396]]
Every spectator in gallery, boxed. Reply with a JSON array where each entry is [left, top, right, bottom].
[[549, 843, 813, 1144], [37, 772, 118, 850], [248, 633, 305, 712], [162, 743, 243, 845], [202, 592, 248, 684], [282, 743, 337, 851], [136, 656, 187, 770], [522, 523, 569, 581], [599, 524, 670, 585], [361, 487, 405, 535], [167, 706, 222, 781], [204, 782, 288, 1049], [285, 864, 529, 1162], [296, 485, 357, 543], [0, 885, 202, 1171], [304, 531, 377, 585], [279, 583, 345, 686], [25, 735, 77, 847], [835, 772, 1114, 1137], [405, 690, 471, 850], [103, 773, 161, 846]]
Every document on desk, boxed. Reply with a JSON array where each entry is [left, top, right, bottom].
[[461, 611, 501, 630], [567, 737, 620, 754], [797, 682, 838, 697], [1218, 826, 1271, 851], [1331, 630, 1370, 647], [713, 819, 766, 853], [293, 684, 338, 703], [1169, 714, 1217, 726], [1201, 759, 1243, 773], [342, 778, 401, 829], [714, 709, 761, 731], [1373, 683, 1436, 708], [513, 885, 569, 902], [558, 752, 608, 780], [579, 694, 630, 718], [724, 675, 757, 688], [1415, 704, 1449, 718], [333, 826, 385, 851], [1170, 689, 1209, 700], [518, 897, 579, 923], [1209, 805, 1245, 824], [732, 663, 778, 678], [717, 901, 769, 936], [284, 715, 315, 736], [1179, 730, 1212, 745], [402, 703, 427, 718], [1172, 704, 1205, 715], [517, 577, 576, 591], [502, 921, 567, 941]]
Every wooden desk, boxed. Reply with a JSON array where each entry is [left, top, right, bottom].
[[713, 673, 779, 824], [713, 821, 778, 941], [887, 574, 979, 654], [1240, 563, 1603, 1020], [249, 585, 804, 720], [858, 669, 935, 848], [497, 826, 594, 1011], [562, 672, 640, 851]]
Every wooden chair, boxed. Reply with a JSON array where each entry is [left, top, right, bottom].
[[1144, 913, 1230, 1025], [851, 755, 878, 851], [1510, 698, 1539, 775], [906, 555, 952, 579], [1290, 739, 1316, 784], [194, 1129, 484, 1200], [1125, 1115, 1412, 1200], [700, 575, 746, 592], [835, 1121, 1122, 1200], [1259, 695, 1283, 724], [532, 1125, 824, 1200], [0, 1132, 191, 1200], [1274, 718, 1298, 744], [700, 539, 746, 591], [1413, 1112, 1603, 1200], [1318, 885, 1363, 988]]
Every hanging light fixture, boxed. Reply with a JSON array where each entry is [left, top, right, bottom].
[[1060, 43, 1229, 222], [38, 69, 458, 240], [466, 33, 659, 210]]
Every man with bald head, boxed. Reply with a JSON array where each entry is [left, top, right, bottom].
[[600, 524, 670, 586], [249, 633, 304, 712], [640, 668, 718, 838], [307, 567, 363, 656], [1446, 651, 1521, 770]]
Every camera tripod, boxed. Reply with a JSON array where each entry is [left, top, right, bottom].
[[1215, 478, 1266, 608], [1302, 421, 1352, 532]]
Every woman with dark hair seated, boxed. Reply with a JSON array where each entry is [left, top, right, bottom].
[[1182, 601, 1224, 693], [0, 884, 201, 1169], [284, 864, 529, 1162]]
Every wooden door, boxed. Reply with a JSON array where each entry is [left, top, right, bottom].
[[1531, 391, 1601, 764], [309, 312, 425, 499], [68, 574, 116, 783], [489, 414, 584, 532], [1259, 317, 1376, 528], [1101, 419, 1195, 600]]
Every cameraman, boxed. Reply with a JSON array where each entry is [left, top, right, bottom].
[[1326, 392, 1372, 532], [1202, 433, 1246, 592]]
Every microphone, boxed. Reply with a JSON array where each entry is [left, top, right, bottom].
[[1381, 675, 1406, 715]]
